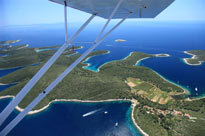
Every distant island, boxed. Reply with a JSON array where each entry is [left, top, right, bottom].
[[154, 54, 170, 57], [0, 40, 205, 136], [115, 39, 126, 42], [0, 40, 20, 45], [183, 50, 205, 65]]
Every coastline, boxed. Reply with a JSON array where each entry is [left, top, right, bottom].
[[0, 83, 8, 85], [66, 51, 78, 57], [76, 46, 83, 50], [0, 95, 148, 136], [17, 44, 29, 50], [35, 45, 83, 53], [0, 95, 14, 99], [136, 53, 170, 66], [133, 53, 189, 95], [97, 52, 134, 72], [98, 51, 134, 72], [19, 98, 130, 115], [83, 51, 134, 72], [83, 50, 110, 63], [83, 52, 170, 72], [82, 50, 111, 72], [135, 57, 150, 65], [131, 101, 149, 136], [0, 40, 20, 45], [0, 65, 25, 70], [154, 54, 170, 57], [68, 45, 83, 51], [0, 62, 40, 70], [152, 69, 190, 95], [183, 51, 204, 66], [0, 95, 130, 115]]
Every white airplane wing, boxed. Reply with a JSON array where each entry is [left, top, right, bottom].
[[49, 0, 174, 19]]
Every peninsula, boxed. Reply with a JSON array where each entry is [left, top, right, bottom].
[[0, 40, 205, 136], [184, 50, 205, 65]]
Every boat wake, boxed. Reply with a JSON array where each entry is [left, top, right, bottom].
[[82, 109, 102, 117], [105, 44, 113, 46]]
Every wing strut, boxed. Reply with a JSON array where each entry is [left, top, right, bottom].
[[0, 1, 95, 127], [64, 1, 68, 43], [0, 0, 133, 135]]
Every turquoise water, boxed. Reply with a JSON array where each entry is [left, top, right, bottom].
[[35, 48, 58, 53]]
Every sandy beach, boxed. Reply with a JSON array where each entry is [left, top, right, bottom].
[[0, 83, 8, 85], [183, 58, 202, 66], [69, 46, 83, 50], [17, 44, 29, 50], [17, 98, 130, 115], [135, 57, 150, 65], [0, 95, 129, 115], [131, 100, 149, 136], [0, 95, 14, 99]]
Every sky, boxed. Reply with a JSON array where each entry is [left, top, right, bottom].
[[0, 0, 205, 27]]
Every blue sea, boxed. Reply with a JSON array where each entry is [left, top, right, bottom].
[[0, 20, 205, 135], [0, 99, 140, 136]]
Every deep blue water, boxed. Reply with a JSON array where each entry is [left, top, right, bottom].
[[0, 98, 141, 136], [0, 21, 205, 135], [0, 84, 16, 93], [0, 67, 23, 93], [138, 56, 205, 97], [0, 67, 23, 78], [0, 63, 40, 93]]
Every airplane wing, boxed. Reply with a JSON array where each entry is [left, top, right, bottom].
[[49, 0, 175, 19]]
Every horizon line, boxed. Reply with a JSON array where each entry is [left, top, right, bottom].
[[1, 19, 205, 28]]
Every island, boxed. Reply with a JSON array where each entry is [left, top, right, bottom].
[[0, 40, 20, 45], [0, 44, 82, 69], [115, 39, 126, 42], [183, 50, 205, 65], [154, 54, 170, 57], [0, 40, 205, 136]]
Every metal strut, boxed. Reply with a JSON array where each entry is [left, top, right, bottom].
[[0, 0, 133, 135], [64, 1, 68, 43], [0, 4, 95, 128], [95, 0, 124, 42]]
